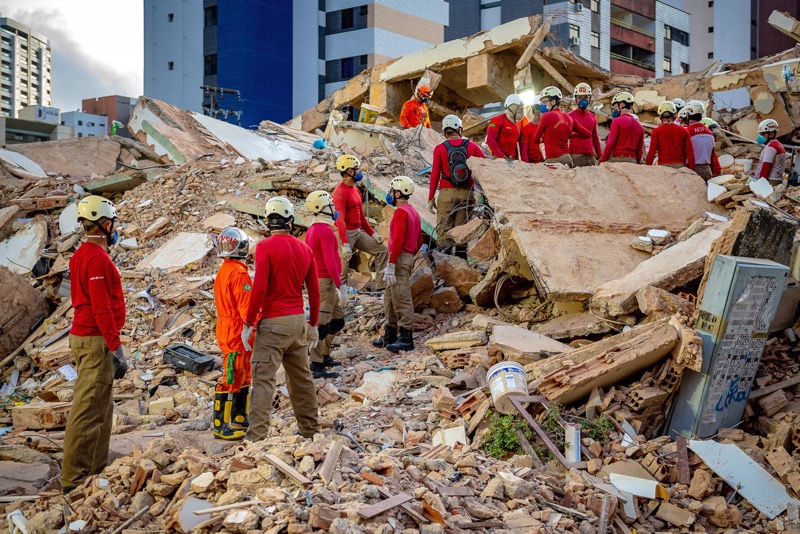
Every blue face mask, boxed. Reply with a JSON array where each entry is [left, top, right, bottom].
[[757, 135, 767, 145], [109, 230, 119, 247], [611, 109, 620, 119], [385, 192, 395, 206], [539, 104, 549, 114], [421, 97, 429, 103], [354, 171, 363, 182], [332, 210, 339, 221], [578, 100, 589, 110]]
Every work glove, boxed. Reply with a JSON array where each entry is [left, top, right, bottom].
[[372, 233, 385, 245], [420, 244, 429, 255], [341, 243, 352, 261], [338, 284, 352, 305], [381, 263, 397, 287], [112, 346, 128, 380], [306, 324, 320, 350], [427, 199, 437, 214], [241, 323, 255, 352]]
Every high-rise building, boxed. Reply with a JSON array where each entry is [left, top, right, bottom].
[[144, 0, 449, 125], [0, 18, 51, 118], [81, 95, 138, 138], [445, 0, 690, 79]]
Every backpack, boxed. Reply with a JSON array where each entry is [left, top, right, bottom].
[[443, 139, 471, 187]]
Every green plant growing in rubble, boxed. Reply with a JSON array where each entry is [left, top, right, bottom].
[[481, 412, 534, 459], [581, 414, 615, 441]]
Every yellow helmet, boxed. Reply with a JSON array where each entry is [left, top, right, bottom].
[[701, 117, 719, 130], [573, 83, 592, 97], [305, 190, 334, 214], [612, 91, 634, 105], [77, 195, 116, 222], [336, 154, 360, 172], [390, 176, 415, 196], [657, 101, 677, 116], [265, 196, 294, 219], [540, 86, 562, 100]]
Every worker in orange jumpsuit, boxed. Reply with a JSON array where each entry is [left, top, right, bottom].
[[399, 84, 432, 129], [212, 227, 254, 440]]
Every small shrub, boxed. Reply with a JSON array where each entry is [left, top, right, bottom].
[[481, 412, 533, 459]]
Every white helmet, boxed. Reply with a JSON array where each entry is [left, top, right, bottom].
[[504, 94, 523, 109], [305, 190, 334, 214], [671, 98, 686, 111], [216, 227, 250, 259], [540, 86, 563, 100], [442, 114, 462, 132], [686, 100, 705, 117], [265, 196, 294, 219], [758, 118, 779, 134], [573, 83, 592, 98], [390, 176, 415, 196]]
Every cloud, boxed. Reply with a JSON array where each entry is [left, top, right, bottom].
[[0, 6, 142, 110]]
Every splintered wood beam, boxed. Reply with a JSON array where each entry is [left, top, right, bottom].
[[516, 15, 551, 70], [533, 51, 574, 94]]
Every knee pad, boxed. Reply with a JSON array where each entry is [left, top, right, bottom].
[[317, 323, 330, 340], [328, 317, 345, 336]]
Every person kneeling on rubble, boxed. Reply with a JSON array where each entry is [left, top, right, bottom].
[[62, 195, 128, 494], [211, 227, 254, 441], [242, 197, 321, 440], [755, 118, 786, 183], [646, 101, 695, 171], [333, 154, 389, 291], [305, 190, 351, 380], [601, 92, 644, 164], [373, 176, 423, 353]]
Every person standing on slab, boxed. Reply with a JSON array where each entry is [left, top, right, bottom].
[[645, 101, 695, 171], [568, 83, 603, 167], [533, 86, 591, 168], [600, 92, 644, 164], [754, 119, 786, 182], [242, 196, 321, 440], [62, 195, 128, 493], [332, 154, 388, 290]]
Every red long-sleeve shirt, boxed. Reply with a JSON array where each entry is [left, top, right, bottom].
[[601, 113, 644, 162], [568, 109, 602, 158], [645, 123, 695, 169], [245, 234, 320, 326], [70, 241, 126, 351], [485, 113, 520, 159], [429, 138, 486, 200], [519, 122, 544, 163], [305, 222, 342, 286], [388, 204, 423, 264], [332, 182, 373, 242], [534, 109, 591, 159]]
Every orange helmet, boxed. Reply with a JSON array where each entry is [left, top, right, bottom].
[[416, 84, 432, 98]]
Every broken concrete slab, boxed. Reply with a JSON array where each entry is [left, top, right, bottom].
[[58, 202, 79, 236], [472, 159, 721, 302], [446, 218, 488, 246], [531, 312, 612, 340], [0, 148, 46, 179], [432, 251, 480, 298], [591, 223, 727, 317], [425, 331, 488, 351], [11, 401, 71, 430], [431, 286, 462, 313], [411, 266, 434, 310], [202, 212, 236, 232], [0, 220, 47, 275], [636, 286, 695, 318], [136, 232, 213, 272], [468, 225, 499, 262], [0, 205, 20, 240], [351, 370, 404, 402], [768, 10, 800, 43], [487, 325, 571, 366], [86, 172, 147, 194], [10, 137, 121, 177], [0, 266, 46, 358]]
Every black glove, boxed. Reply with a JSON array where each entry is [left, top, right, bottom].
[[112, 346, 128, 380]]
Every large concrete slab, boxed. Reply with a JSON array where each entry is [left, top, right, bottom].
[[0, 220, 47, 275], [0, 148, 46, 179], [470, 159, 723, 302], [136, 232, 213, 272], [10, 137, 121, 176]]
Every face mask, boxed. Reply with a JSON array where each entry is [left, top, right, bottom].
[[385, 192, 395, 206], [611, 109, 620, 119], [354, 171, 363, 182], [757, 135, 767, 145], [323, 205, 338, 221], [539, 104, 549, 114], [421, 97, 429, 103], [332, 210, 339, 221], [109, 230, 119, 247], [578, 100, 589, 110]]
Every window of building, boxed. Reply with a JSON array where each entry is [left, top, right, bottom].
[[569, 23, 580, 41], [591, 31, 600, 48], [168, 61, 174, 71], [590, 0, 599, 12], [341, 8, 354, 29], [341, 57, 354, 78], [204, 6, 217, 27], [359, 5, 368, 15], [708, 26, 713, 33], [88, 122, 95, 127], [708, 0, 713, 6], [100, 123, 105, 127], [167, 13, 174, 22], [663, 56, 672, 72], [78, 133, 83, 137], [708, 52, 714, 59], [664, 25, 671, 40], [681, 62, 690, 73], [88, 134, 95, 137], [204, 54, 217, 76], [665, 25, 689, 46], [359, 54, 368, 66], [78, 120, 83, 126]]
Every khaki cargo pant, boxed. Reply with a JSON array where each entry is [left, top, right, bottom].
[[310, 278, 343, 363], [695, 164, 713, 181], [385, 252, 415, 330], [609, 157, 638, 163], [544, 154, 574, 167], [436, 187, 473, 245], [247, 314, 319, 440], [571, 154, 597, 167], [345, 229, 388, 289], [61, 335, 114, 489], [661, 163, 685, 169]]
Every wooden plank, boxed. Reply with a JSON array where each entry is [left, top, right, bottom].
[[676, 437, 691, 485], [358, 493, 413, 519], [514, 429, 544, 468], [318, 441, 343, 485], [360, 472, 385, 486], [377, 487, 429, 524], [422, 501, 447, 526], [264, 454, 311, 487], [749, 375, 800, 399], [597, 495, 617, 534]]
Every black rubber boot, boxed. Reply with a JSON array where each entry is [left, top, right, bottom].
[[311, 361, 339, 379], [387, 328, 414, 353], [212, 392, 245, 440], [229, 386, 250, 430], [321, 354, 342, 368], [372, 326, 398, 348]]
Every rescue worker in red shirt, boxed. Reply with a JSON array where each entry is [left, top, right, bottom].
[[242, 197, 321, 440], [62, 195, 127, 493], [519, 102, 544, 164], [399, 84, 432, 129], [600, 92, 645, 164], [332, 154, 388, 289], [755, 119, 786, 182], [486, 94, 523, 160], [685, 101, 721, 180], [569, 83, 603, 167], [373, 176, 423, 353], [428, 114, 486, 256], [533, 86, 591, 167], [305, 190, 349, 380], [645, 101, 695, 170], [672, 98, 686, 126], [212, 227, 254, 441]]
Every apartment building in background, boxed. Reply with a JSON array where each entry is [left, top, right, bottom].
[[81, 95, 138, 138], [144, 0, 448, 125], [0, 17, 51, 119], [61, 111, 108, 138]]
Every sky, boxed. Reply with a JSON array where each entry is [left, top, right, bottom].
[[0, 0, 143, 111]]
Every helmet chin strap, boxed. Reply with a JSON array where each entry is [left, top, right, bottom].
[[93, 219, 114, 246]]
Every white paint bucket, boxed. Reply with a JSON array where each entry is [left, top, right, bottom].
[[718, 154, 734, 174], [486, 361, 528, 415]]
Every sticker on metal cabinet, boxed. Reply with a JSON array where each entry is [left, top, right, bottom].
[[696, 310, 724, 339]]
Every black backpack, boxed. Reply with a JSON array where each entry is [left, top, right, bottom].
[[443, 139, 471, 187]]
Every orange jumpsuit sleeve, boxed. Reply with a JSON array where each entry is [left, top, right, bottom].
[[399, 101, 414, 128], [231, 269, 253, 324]]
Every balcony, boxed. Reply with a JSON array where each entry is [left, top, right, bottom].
[[611, 19, 656, 52], [610, 54, 655, 77], [611, 0, 655, 19]]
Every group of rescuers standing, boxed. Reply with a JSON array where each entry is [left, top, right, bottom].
[[61, 82, 785, 492]]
